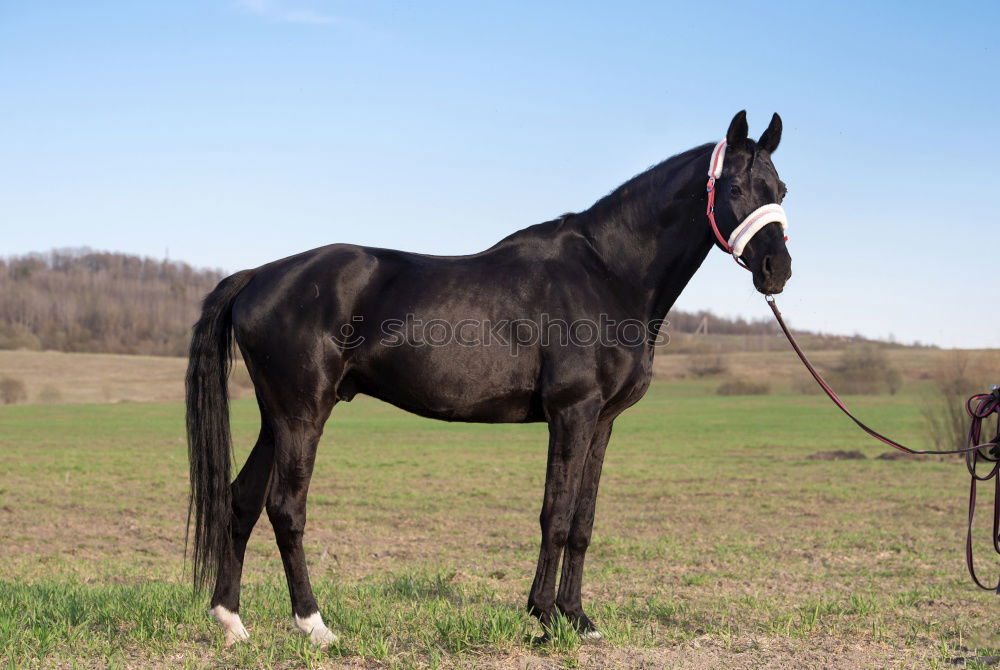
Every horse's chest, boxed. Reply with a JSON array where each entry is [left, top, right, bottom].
[[596, 348, 654, 414]]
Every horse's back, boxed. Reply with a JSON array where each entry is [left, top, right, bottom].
[[226, 242, 548, 422]]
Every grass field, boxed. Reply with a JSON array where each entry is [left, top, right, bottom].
[[2, 355, 1000, 668]]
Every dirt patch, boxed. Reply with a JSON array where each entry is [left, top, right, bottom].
[[109, 636, 939, 670], [877, 451, 921, 461], [567, 636, 927, 670], [807, 449, 867, 460], [876, 450, 961, 462]]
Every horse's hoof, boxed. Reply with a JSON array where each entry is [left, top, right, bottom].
[[565, 610, 602, 642], [210, 605, 250, 647], [295, 612, 338, 649], [308, 627, 338, 649]]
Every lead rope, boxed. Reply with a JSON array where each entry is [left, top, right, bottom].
[[765, 294, 1000, 592], [703, 137, 1000, 590], [965, 393, 1000, 592]]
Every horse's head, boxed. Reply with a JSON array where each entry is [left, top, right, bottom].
[[712, 111, 792, 294]]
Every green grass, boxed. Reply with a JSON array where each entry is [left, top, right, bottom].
[[1, 382, 998, 667]]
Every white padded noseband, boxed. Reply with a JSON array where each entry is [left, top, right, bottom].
[[729, 203, 788, 257]]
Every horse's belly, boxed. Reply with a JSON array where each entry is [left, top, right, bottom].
[[344, 346, 543, 423]]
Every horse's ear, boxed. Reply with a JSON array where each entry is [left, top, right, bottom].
[[758, 113, 782, 153], [726, 110, 748, 146]]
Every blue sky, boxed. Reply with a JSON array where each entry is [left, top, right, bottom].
[[1, 1, 998, 347]]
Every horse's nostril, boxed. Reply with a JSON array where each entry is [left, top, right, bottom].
[[762, 255, 774, 279]]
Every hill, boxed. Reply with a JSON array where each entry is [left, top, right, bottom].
[[0, 249, 925, 358]]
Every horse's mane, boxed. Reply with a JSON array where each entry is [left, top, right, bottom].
[[490, 141, 720, 250], [605, 143, 714, 202], [576, 142, 716, 226]]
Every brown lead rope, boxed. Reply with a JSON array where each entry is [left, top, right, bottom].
[[765, 295, 1000, 592]]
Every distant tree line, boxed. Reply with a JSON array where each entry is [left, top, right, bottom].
[[0, 249, 223, 356], [666, 309, 779, 337]]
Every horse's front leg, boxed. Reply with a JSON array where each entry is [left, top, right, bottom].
[[555, 420, 612, 639], [527, 396, 601, 633]]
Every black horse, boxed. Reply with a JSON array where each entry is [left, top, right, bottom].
[[186, 111, 792, 646]]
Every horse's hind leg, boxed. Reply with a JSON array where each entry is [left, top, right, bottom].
[[266, 415, 338, 647], [209, 426, 274, 645]]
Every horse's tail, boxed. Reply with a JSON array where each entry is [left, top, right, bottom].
[[185, 269, 255, 591]]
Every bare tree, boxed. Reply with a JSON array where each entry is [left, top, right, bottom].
[[0, 250, 223, 356], [921, 352, 977, 452]]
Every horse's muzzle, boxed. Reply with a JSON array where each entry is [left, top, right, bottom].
[[753, 252, 792, 294]]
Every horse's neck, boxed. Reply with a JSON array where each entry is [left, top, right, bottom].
[[577, 164, 713, 324], [644, 212, 714, 323]]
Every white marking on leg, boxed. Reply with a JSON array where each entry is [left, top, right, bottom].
[[581, 629, 603, 641], [295, 611, 338, 648], [210, 605, 249, 647]]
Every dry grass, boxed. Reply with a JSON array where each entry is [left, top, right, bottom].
[[2, 343, 997, 406], [0, 350, 186, 404], [653, 345, 1000, 392], [0, 350, 255, 404]]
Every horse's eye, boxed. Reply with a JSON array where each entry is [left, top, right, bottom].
[[729, 184, 742, 197]]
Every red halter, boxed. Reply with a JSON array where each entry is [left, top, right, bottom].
[[705, 141, 734, 256]]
